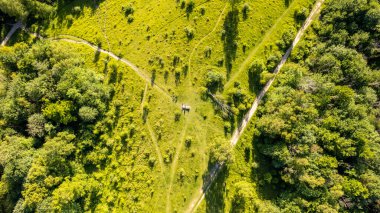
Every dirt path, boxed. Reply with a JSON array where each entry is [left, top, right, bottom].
[[166, 121, 189, 213], [140, 83, 166, 174], [187, 3, 228, 81], [225, 0, 298, 88], [50, 36, 173, 101], [231, 0, 324, 145], [163, 5, 230, 212], [185, 1, 324, 212], [146, 120, 166, 174], [1, 21, 22, 46]]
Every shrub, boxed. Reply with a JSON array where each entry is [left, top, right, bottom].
[[224, 122, 231, 134], [184, 26, 194, 40], [173, 55, 181, 66], [174, 112, 181, 122], [295, 7, 309, 22], [200, 7, 206, 15], [128, 17, 134, 23], [148, 157, 156, 168], [209, 137, 234, 164], [186, 0, 195, 14], [185, 137, 192, 148], [266, 52, 282, 72], [123, 4, 134, 16], [180, 0, 186, 9], [43, 100, 76, 125], [242, 3, 251, 19], [178, 168, 186, 180], [204, 46, 212, 58], [205, 70, 224, 93]]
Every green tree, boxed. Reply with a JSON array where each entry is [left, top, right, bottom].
[[27, 113, 46, 137], [43, 100, 76, 125], [209, 137, 234, 164]]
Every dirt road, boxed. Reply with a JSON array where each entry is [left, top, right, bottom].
[[186, 0, 325, 212], [1, 21, 22, 46]]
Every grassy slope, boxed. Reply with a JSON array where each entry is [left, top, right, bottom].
[[35, 0, 316, 212], [49, 40, 225, 212]]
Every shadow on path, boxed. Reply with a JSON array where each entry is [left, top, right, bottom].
[[204, 164, 228, 213]]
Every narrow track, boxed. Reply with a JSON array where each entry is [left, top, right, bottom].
[[185, 1, 325, 212], [50, 36, 174, 101], [225, 0, 298, 88], [187, 3, 228, 81]]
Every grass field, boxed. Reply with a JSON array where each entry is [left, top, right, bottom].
[[20, 0, 318, 211]]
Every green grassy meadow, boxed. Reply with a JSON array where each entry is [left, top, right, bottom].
[[25, 0, 316, 211]]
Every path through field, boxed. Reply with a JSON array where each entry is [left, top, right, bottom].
[[185, 0, 325, 212], [187, 3, 228, 81], [225, 0, 304, 88], [50, 36, 174, 101]]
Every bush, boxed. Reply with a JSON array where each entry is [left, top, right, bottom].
[[209, 137, 234, 164], [186, 0, 195, 14], [43, 101, 76, 125], [242, 3, 251, 19], [178, 168, 186, 181], [205, 70, 224, 93], [148, 157, 156, 168], [184, 26, 195, 40], [204, 46, 212, 58], [185, 137, 192, 148], [294, 7, 309, 22], [200, 7, 206, 15], [174, 112, 181, 122], [266, 52, 282, 72], [122, 4, 134, 16]]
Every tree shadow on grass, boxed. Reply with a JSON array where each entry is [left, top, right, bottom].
[[248, 68, 264, 95], [285, 0, 291, 7], [222, 9, 239, 80], [204, 163, 229, 213], [48, 0, 105, 30]]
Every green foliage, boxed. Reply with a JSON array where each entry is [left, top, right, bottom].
[[0, 0, 54, 21], [43, 100, 77, 125], [27, 113, 46, 137], [247, 0, 380, 211], [184, 26, 195, 40], [231, 181, 256, 212], [208, 136, 234, 164], [78, 106, 99, 122], [122, 4, 135, 17], [0, 41, 111, 211], [242, 3, 251, 20], [205, 70, 224, 93]]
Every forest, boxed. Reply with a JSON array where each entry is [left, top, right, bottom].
[[216, 0, 380, 212], [0, 0, 379, 212]]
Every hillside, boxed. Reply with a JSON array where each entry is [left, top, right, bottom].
[[0, 0, 379, 212]]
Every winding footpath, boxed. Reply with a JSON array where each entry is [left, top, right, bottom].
[[186, 0, 325, 212], [187, 3, 228, 81], [1, 21, 23, 46], [166, 4, 228, 212], [51, 36, 174, 100]]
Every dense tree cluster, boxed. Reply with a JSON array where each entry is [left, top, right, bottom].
[[251, 0, 380, 212], [0, 41, 110, 212], [0, 0, 56, 21]]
